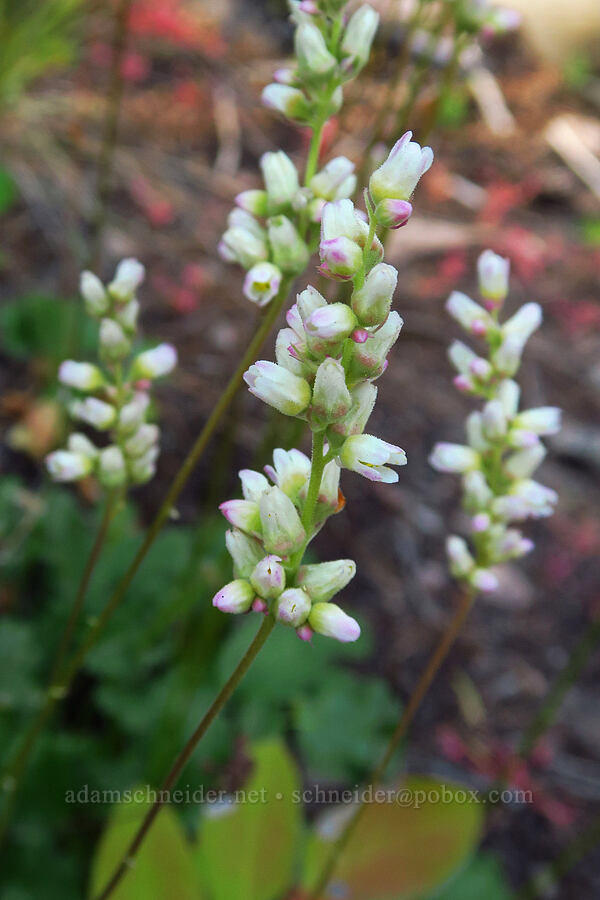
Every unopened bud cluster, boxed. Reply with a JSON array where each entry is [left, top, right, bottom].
[[219, 0, 381, 306], [430, 251, 560, 593], [215, 448, 359, 643], [46, 260, 177, 490]]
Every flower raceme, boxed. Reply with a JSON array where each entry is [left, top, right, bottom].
[[46, 260, 177, 489], [430, 250, 560, 593], [213, 140, 433, 642]]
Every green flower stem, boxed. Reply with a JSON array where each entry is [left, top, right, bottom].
[[93, 613, 276, 900], [0, 275, 293, 847], [302, 429, 327, 532], [307, 583, 477, 900]]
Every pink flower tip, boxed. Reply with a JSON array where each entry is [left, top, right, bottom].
[[296, 625, 314, 642], [252, 598, 268, 614], [351, 328, 369, 343]]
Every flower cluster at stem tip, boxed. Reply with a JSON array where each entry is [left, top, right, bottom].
[[46, 260, 177, 489], [213, 131, 433, 643], [429, 250, 561, 594], [218, 0, 380, 306]]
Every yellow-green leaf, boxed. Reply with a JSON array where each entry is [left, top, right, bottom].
[[196, 739, 302, 900], [89, 787, 203, 899], [303, 776, 484, 900]]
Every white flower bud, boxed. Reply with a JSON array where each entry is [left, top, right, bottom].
[[339, 433, 407, 483], [369, 131, 433, 204], [311, 359, 352, 425], [494, 528, 535, 560], [100, 318, 131, 360], [275, 587, 311, 628], [239, 469, 270, 503], [446, 535, 475, 577], [260, 151, 300, 211], [212, 579, 254, 614], [465, 412, 490, 452], [275, 327, 308, 377], [235, 189, 269, 217], [477, 249, 509, 307], [296, 286, 328, 323], [267, 215, 310, 274], [312, 459, 342, 524], [58, 361, 105, 392], [304, 302, 357, 343], [493, 334, 525, 377], [98, 446, 127, 488], [244, 361, 311, 417], [67, 433, 99, 460], [446, 291, 493, 336], [296, 559, 356, 602], [470, 568, 499, 593], [351, 263, 397, 327], [108, 258, 145, 303], [219, 224, 269, 269], [243, 262, 282, 307], [124, 424, 159, 458], [132, 343, 177, 379], [295, 22, 337, 77], [347, 310, 403, 381], [225, 529, 265, 578], [259, 486, 306, 556], [505, 444, 546, 479], [70, 397, 116, 430], [250, 555, 286, 600], [46, 450, 93, 482], [261, 84, 312, 122], [502, 302, 542, 343], [80, 271, 109, 316], [341, 5, 379, 71], [330, 382, 377, 438], [219, 499, 262, 536], [264, 448, 311, 501], [310, 157, 356, 201], [482, 400, 507, 440], [118, 392, 150, 434], [115, 298, 140, 333], [462, 470, 493, 509], [513, 407, 561, 436], [129, 445, 159, 484], [429, 443, 479, 473], [510, 480, 558, 518], [308, 602, 360, 643], [496, 379, 520, 418]]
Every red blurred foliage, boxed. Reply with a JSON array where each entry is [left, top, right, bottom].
[[129, 176, 175, 226], [418, 249, 468, 296], [89, 41, 150, 82], [129, 0, 226, 58], [152, 263, 205, 313]]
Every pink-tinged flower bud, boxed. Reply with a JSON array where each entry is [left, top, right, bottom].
[[115, 298, 140, 333], [496, 528, 534, 560], [429, 443, 480, 473], [99, 318, 131, 360], [471, 512, 491, 533], [465, 412, 490, 452], [311, 359, 352, 425], [267, 215, 310, 274], [213, 579, 254, 614], [330, 382, 377, 438], [225, 529, 265, 578], [448, 340, 477, 377], [341, 4, 379, 71], [132, 343, 177, 379], [446, 535, 475, 577], [239, 468, 270, 502], [260, 151, 300, 211], [129, 445, 159, 484], [470, 568, 499, 593], [275, 328, 308, 377], [513, 407, 561, 436], [259, 486, 306, 556], [308, 602, 360, 642], [98, 445, 127, 488], [351, 263, 397, 327], [253, 598, 268, 614], [296, 559, 356, 602], [273, 67, 296, 84], [511, 480, 558, 518], [46, 450, 93, 482], [319, 236, 363, 281], [219, 499, 262, 536], [502, 302, 542, 343], [296, 285, 328, 323], [310, 157, 356, 201], [58, 361, 105, 392], [369, 131, 433, 204], [493, 335, 525, 377], [118, 392, 150, 434], [373, 198, 413, 230], [296, 624, 313, 642], [243, 262, 282, 307], [244, 361, 311, 417], [469, 358, 493, 381], [477, 249, 509, 308], [453, 374, 474, 393], [505, 444, 546, 480], [507, 429, 539, 449], [275, 587, 311, 627], [462, 470, 493, 509], [304, 302, 357, 342], [347, 310, 403, 381], [250, 555, 286, 600], [496, 379, 520, 418], [70, 397, 116, 430], [235, 189, 269, 217], [339, 433, 407, 483], [108, 258, 145, 303], [264, 448, 311, 501], [295, 22, 337, 77], [446, 291, 493, 336], [482, 400, 507, 441], [80, 270, 109, 316], [261, 84, 311, 122], [124, 424, 159, 458], [312, 459, 342, 524], [68, 433, 99, 461]]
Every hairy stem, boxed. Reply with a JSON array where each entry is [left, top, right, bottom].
[[307, 584, 476, 899], [93, 614, 276, 900]]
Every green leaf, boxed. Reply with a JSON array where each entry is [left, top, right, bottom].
[[196, 739, 302, 900], [89, 787, 203, 899], [0, 167, 17, 213], [427, 852, 511, 899], [0, 294, 96, 364], [303, 775, 485, 900]]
